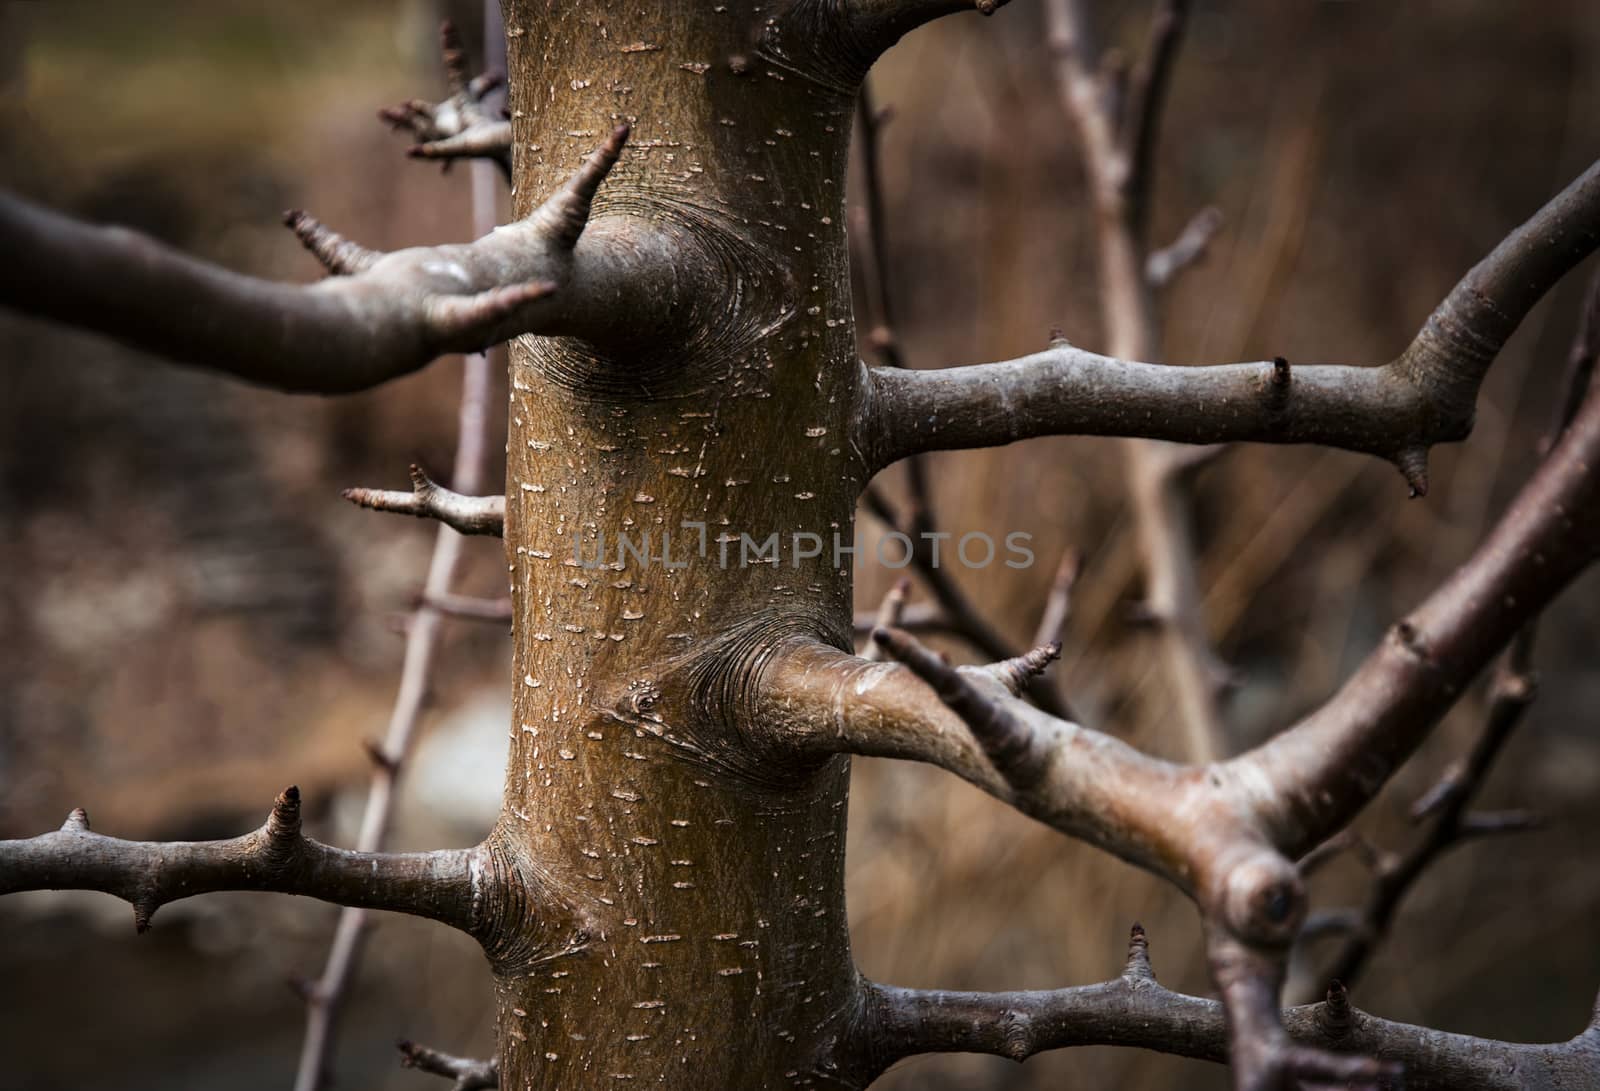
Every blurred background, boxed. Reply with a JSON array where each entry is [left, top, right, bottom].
[[2, 1, 1599, 1088]]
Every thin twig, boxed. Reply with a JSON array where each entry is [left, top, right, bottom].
[[398, 1039, 500, 1090], [1045, 0, 1228, 761], [291, 22, 505, 1087]]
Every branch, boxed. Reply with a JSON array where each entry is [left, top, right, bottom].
[[852, 599, 952, 637], [860, 577, 913, 660], [844, 926, 1599, 1090], [294, 126, 505, 1089], [1, 127, 694, 393], [343, 464, 506, 537], [1308, 270, 1600, 988], [424, 591, 514, 624], [1046, 0, 1229, 759], [861, 487, 1075, 719], [864, 157, 1600, 489], [0, 788, 480, 935], [398, 1040, 499, 1090], [381, 22, 512, 178], [1146, 205, 1224, 289], [758, 361, 1600, 1088], [837, 0, 1015, 64]]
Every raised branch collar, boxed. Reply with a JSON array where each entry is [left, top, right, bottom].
[[0, 126, 692, 393]]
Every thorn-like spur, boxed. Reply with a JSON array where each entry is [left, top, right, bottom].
[[407, 124, 513, 165], [534, 125, 632, 250], [874, 625, 1045, 786], [426, 281, 558, 347], [984, 642, 1063, 696], [282, 210, 382, 276]]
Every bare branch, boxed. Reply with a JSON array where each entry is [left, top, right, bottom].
[[424, 591, 514, 624], [1046, 0, 1229, 759], [0, 788, 480, 935], [1146, 205, 1224, 289], [343, 464, 506, 537], [836, 0, 1015, 64], [1032, 548, 1081, 649], [843, 926, 1599, 1088], [398, 1040, 499, 1090], [852, 84, 902, 369], [852, 599, 951, 637], [864, 158, 1600, 485], [294, 138, 505, 1087], [381, 21, 512, 177], [861, 577, 913, 661], [1120, 0, 1188, 230], [0, 126, 703, 394], [759, 359, 1600, 1087]]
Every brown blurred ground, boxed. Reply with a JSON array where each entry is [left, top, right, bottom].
[[2, 2, 1598, 1089]]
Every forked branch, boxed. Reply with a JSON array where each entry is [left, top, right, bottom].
[[864, 158, 1600, 491], [761, 354, 1600, 1086], [381, 22, 512, 177], [0, 788, 480, 935], [344, 465, 506, 537], [0, 127, 693, 393]]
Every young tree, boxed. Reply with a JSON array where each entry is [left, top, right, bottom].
[[4, 3, 1600, 1089]]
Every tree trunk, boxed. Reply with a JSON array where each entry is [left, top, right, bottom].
[[489, 5, 865, 1085]]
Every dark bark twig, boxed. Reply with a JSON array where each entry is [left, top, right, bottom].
[[0, 790, 480, 935]]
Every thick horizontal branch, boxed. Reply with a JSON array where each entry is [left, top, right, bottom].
[[846, 927, 1599, 1090], [1, 127, 697, 393], [344, 465, 505, 537], [0, 788, 480, 934], [864, 158, 1600, 485]]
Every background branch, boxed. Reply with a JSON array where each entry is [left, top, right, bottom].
[[380, 22, 512, 178], [293, 27, 506, 1083], [1045, 0, 1229, 761]]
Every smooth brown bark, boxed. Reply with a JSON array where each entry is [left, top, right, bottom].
[[482, 5, 869, 1087]]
